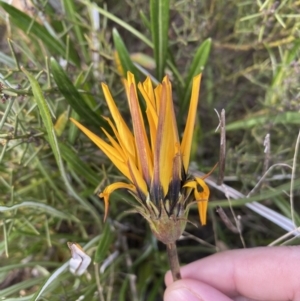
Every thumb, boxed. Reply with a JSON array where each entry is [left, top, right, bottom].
[[164, 279, 234, 301]]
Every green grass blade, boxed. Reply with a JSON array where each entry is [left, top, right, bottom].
[[182, 38, 212, 112], [94, 222, 114, 263], [78, 0, 185, 85], [226, 111, 300, 131], [59, 142, 99, 187], [0, 52, 15, 68], [209, 179, 300, 208], [62, 0, 89, 61], [271, 39, 300, 88], [0, 2, 79, 66], [22, 67, 101, 225], [0, 278, 45, 299], [80, 0, 153, 48], [0, 201, 77, 221], [50, 57, 107, 128], [31, 261, 69, 301], [113, 28, 139, 80], [150, 0, 170, 80]]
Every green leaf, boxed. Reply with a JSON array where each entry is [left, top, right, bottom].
[[22, 67, 61, 166], [50, 57, 108, 128], [113, 28, 139, 80], [150, 0, 170, 80], [94, 222, 114, 263], [182, 38, 212, 112], [0, 2, 80, 66]]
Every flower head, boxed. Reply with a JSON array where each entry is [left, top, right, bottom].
[[71, 72, 212, 244]]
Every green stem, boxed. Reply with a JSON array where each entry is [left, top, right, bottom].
[[166, 242, 181, 281]]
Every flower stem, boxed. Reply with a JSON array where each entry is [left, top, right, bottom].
[[166, 242, 181, 281]]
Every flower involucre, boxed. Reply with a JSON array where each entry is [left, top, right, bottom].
[[71, 72, 212, 244]]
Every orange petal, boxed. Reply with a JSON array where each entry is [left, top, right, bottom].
[[99, 182, 136, 220], [180, 74, 202, 171]]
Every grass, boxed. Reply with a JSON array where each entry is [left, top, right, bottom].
[[0, 0, 300, 300]]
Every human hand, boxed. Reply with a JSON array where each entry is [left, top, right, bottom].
[[164, 246, 300, 301]]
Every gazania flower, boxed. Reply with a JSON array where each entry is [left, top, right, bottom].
[[71, 72, 211, 244]]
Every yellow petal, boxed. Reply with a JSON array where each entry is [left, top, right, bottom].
[[195, 177, 209, 225], [142, 76, 156, 110], [101, 83, 136, 159], [184, 177, 209, 225], [101, 126, 127, 162], [154, 84, 162, 116], [99, 182, 136, 220], [70, 118, 131, 180], [138, 81, 158, 153], [101, 116, 137, 164], [127, 159, 148, 198], [180, 74, 202, 171]]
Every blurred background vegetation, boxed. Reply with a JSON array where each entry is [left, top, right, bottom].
[[0, 0, 300, 300]]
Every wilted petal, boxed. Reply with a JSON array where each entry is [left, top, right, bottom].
[[127, 82, 153, 186], [67, 242, 91, 276], [100, 182, 136, 221]]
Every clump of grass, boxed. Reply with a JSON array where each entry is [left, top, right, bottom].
[[0, 0, 299, 299]]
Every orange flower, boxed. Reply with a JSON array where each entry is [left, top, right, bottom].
[[71, 72, 211, 243]]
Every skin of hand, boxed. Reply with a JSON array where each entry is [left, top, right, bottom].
[[164, 246, 300, 301]]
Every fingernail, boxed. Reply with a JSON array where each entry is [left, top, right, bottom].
[[165, 287, 202, 301]]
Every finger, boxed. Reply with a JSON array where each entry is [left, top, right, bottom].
[[165, 246, 300, 301], [164, 279, 234, 301]]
